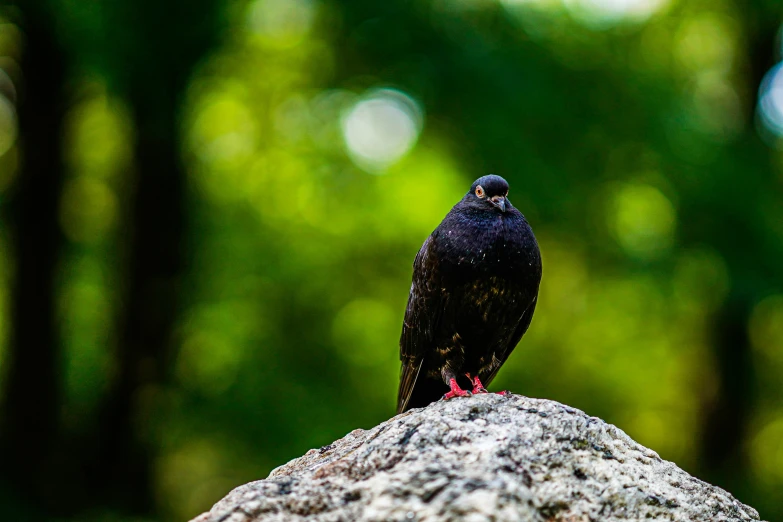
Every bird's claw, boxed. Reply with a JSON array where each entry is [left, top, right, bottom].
[[467, 375, 489, 395], [443, 377, 472, 400], [442, 389, 472, 400], [495, 390, 511, 396]]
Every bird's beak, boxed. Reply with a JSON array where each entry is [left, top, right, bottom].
[[490, 195, 506, 213]]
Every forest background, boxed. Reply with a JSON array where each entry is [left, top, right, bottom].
[[1, 0, 783, 520]]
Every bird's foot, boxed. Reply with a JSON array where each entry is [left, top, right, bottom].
[[467, 374, 489, 395], [442, 378, 472, 400], [495, 390, 510, 396]]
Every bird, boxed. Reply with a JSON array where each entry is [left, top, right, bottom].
[[397, 174, 542, 414]]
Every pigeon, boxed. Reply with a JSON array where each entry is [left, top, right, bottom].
[[397, 174, 542, 413]]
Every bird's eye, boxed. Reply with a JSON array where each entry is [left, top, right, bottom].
[[475, 185, 485, 198]]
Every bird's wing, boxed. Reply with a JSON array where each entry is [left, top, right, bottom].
[[479, 295, 537, 388], [397, 235, 444, 413]]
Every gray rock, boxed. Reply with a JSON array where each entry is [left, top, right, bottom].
[[191, 394, 763, 522]]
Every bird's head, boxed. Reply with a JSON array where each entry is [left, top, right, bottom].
[[468, 174, 510, 213]]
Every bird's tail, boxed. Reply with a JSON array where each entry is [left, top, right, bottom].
[[397, 371, 450, 414]]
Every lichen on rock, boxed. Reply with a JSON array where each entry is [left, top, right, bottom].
[[191, 394, 763, 522]]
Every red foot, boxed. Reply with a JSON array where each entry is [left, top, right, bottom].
[[466, 374, 488, 394], [442, 378, 472, 400], [495, 390, 510, 396]]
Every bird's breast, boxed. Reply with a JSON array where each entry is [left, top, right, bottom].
[[435, 213, 539, 279]]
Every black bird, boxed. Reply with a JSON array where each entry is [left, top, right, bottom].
[[397, 175, 542, 413]]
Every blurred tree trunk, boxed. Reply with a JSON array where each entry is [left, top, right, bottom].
[[92, 100, 184, 514], [700, 294, 755, 495], [697, 1, 780, 500], [0, 0, 66, 513], [90, 0, 220, 513]]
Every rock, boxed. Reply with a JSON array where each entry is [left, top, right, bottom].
[[191, 394, 763, 522]]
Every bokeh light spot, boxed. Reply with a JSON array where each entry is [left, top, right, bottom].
[[749, 415, 783, 486], [564, 0, 668, 27], [758, 63, 783, 138], [609, 182, 676, 258], [59, 263, 113, 418], [190, 93, 256, 167], [0, 145, 18, 192], [341, 88, 423, 173], [688, 73, 743, 142], [64, 92, 133, 179], [246, 0, 316, 46], [0, 92, 16, 157], [749, 295, 783, 365], [177, 329, 243, 396], [675, 14, 737, 74], [499, 0, 559, 6], [59, 178, 118, 243]]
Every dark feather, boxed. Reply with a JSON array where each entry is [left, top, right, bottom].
[[479, 295, 537, 387], [397, 236, 443, 412], [396, 175, 541, 414]]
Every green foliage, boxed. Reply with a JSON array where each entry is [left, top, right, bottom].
[[1, 0, 783, 521]]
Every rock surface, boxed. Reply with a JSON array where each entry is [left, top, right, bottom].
[[191, 394, 763, 522]]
